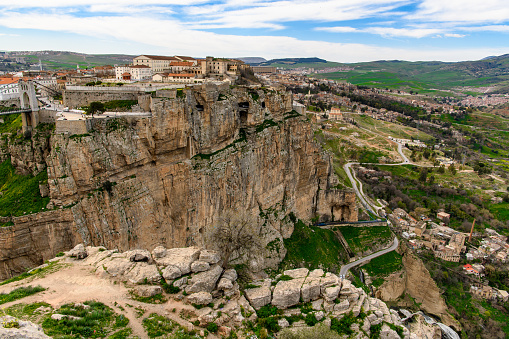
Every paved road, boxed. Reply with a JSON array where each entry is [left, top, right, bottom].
[[339, 237, 399, 277]]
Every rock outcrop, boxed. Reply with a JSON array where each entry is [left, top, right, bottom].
[[376, 245, 460, 329], [0, 84, 357, 280]]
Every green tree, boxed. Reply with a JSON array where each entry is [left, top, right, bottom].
[[448, 164, 457, 176], [85, 101, 106, 117]]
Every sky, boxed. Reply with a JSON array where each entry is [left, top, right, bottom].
[[0, 0, 508, 63]]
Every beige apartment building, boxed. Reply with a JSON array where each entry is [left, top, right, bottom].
[[133, 55, 179, 73]]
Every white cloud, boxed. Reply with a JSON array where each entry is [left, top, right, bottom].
[[0, 11, 504, 62], [316, 25, 443, 38], [444, 33, 465, 38], [315, 26, 358, 33], [408, 0, 509, 23], [186, 0, 409, 29], [0, 0, 207, 7]]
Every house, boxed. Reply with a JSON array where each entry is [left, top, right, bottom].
[[437, 212, 450, 222], [329, 107, 342, 121], [498, 289, 509, 302], [0, 78, 19, 100], [129, 65, 152, 81]]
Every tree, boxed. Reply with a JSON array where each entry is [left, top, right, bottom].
[[448, 164, 456, 176], [206, 211, 262, 269], [85, 101, 106, 117], [419, 168, 428, 183]]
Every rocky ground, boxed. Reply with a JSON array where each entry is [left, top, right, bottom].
[[0, 245, 446, 338]]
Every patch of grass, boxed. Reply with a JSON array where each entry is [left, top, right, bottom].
[[0, 113, 22, 134], [0, 286, 45, 305], [0, 159, 50, 217], [160, 279, 180, 294], [129, 291, 166, 304], [108, 328, 133, 339], [340, 226, 393, 254], [1, 301, 52, 322], [114, 314, 129, 328], [42, 301, 118, 338], [362, 251, 403, 286], [0, 261, 65, 286], [103, 100, 138, 111], [280, 215, 349, 273], [257, 304, 281, 319], [142, 313, 177, 338]]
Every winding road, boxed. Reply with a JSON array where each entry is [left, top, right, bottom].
[[339, 237, 399, 277]]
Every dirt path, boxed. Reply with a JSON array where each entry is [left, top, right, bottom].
[[0, 261, 215, 339]]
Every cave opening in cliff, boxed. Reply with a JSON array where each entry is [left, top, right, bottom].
[[196, 104, 204, 112], [239, 102, 249, 124], [261, 101, 266, 108]]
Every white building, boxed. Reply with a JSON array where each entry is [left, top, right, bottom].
[[130, 65, 152, 81], [115, 65, 152, 81], [0, 78, 19, 100]]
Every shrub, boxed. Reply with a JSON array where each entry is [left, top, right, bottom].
[[304, 313, 318, 326], [257, 304, 280, 318], [206, 322, 218, 333]]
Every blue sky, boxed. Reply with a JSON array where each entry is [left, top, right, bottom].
[[0, 0, 508, 62]]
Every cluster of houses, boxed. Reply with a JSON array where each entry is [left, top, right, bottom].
[[114, 55, 247, 83], [389, 208, 509, 302], [390, 208, 466, 262]]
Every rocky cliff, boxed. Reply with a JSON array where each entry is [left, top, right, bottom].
[[375, 245, 459, 330], [0, 84, 357, 279]]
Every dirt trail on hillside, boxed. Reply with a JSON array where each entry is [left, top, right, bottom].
[[0, 262, 211, 339]]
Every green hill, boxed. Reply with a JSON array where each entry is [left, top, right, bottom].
[[7, 51, 135, 70], [315, 55, 509, 95]]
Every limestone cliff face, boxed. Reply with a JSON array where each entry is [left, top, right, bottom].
[[0, 84, 356, 279], [376, 245, 459, 329]]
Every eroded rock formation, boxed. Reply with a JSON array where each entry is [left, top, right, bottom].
[[0, 84, 357, 279]]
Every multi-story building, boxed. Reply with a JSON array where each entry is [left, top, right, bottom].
[[115, 65, 152, 81], [133, 55, 179, 73], [129, 65, 152, 81]]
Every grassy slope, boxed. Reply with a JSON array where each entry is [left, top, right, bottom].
[[0, 160, 50, 217], [22, 52, 134, 69], [340, 226, 393, 253], [280, 218, 349, 273]]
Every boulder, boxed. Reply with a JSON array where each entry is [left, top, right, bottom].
[[191, 261, 210, 273], [217, 278, 233, 290], [324, 285, 341, 302], [308, 269, 325, 278], [221, 269, 238, 282], [315, 311, 324, 321], [218, 326, 231, 337], [244, 286, 272, 310], [271, 278, 305, 309], [154, 247, 201, 274], [186, 265, 222, 293], [283, 268, 309, 279], [238, 295, 257, 320], [173, 277, 188, 288], [278, 318, 290, 329], [136, 285, 162, 297], [130, 253, 149, 263], [187, 291, 213, 305], [125, 262, 161, 284], [199, 250, 221, 264], [152, 246, 167, 259], [0, 315, 51, 339], [162, 265, 182, 280], [380, 323, 400, 339], [334, 299, 349, 312], [68, 244, 88, 259], [321, 273, 340, 293], [311, 299, 323, 311], [301, 277, 322, 302], [102, 257, 135, 277]]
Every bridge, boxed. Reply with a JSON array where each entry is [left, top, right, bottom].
[[315, 219, 388, 228], [0, 80, 59, 134]]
